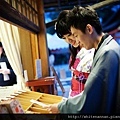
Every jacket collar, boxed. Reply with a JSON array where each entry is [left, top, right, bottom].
[[92, 34, 113, 69]]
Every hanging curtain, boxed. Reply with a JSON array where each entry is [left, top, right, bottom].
[[0, 20, 28, 91]]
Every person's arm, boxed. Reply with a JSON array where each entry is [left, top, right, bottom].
[[57, 50, 119, 113]]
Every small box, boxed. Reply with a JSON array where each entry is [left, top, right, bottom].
[[0, 105, 9, 113], [0, 99, 24, 113]]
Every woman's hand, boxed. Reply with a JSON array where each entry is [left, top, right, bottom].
[[44, 103, 60, 114]]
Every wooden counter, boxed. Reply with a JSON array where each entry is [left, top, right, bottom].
[[0, 91, 63, 120], [26, 76, 56, 95]]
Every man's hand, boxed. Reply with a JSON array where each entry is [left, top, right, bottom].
[[43, 103, 60, 114]]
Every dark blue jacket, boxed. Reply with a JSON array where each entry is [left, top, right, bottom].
[[58, 34, 120, 114], [0, 54, 17, 86]]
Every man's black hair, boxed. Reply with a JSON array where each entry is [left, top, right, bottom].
[[66, 6, 102, 35]]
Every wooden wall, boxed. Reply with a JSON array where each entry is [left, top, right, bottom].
[[18, 26, 49, 80], [18, 0, 50, 80], [18, 28, 34, 80], [0, 0, 50, 80]]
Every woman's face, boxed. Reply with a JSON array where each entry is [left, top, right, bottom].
[[62, 33, 80, 47]]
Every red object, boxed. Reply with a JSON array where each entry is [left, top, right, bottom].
[[26, 77, 56, 94], [73, 58, 80, 69], [15, 107, 19, 113], [70, 71, 90, 96], [71, 78, 84, 91]]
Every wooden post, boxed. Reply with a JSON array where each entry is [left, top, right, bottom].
[[37, 0, 49, 77]]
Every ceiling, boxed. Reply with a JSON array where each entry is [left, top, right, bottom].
[[43, 0, 120, 34], [43, 0, 105, 12]]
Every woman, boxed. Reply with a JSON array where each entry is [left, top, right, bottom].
[[0, 42, 17, 86], [55, 10, 95, 97]]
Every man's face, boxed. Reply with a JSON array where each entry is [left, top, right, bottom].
[[70, 26, 93, 50], [62, 33, 80, 47]]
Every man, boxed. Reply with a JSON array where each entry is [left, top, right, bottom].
[[45, 6, 120, 114]]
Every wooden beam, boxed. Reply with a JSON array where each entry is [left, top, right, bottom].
[[92, 0, 120, 10], [46, 0, 120, 28], [37, 0, 49, 77], [46, 19, 57, 28], [0, 0, 40, 33]]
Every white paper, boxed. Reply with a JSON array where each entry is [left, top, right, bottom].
[[60, 69, 66, 79], [30, 99, 48, 108], [24, 70, 28, 82], [0, 62, 10, 81], [35, 59, 42, 79]]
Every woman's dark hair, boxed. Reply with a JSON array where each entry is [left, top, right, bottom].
[[0, 42, 2, 47], [69, 44, 80, 69], [55, 10, 71, 38], [66, 6, 102, 35], [55, 10, 81, 68]]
